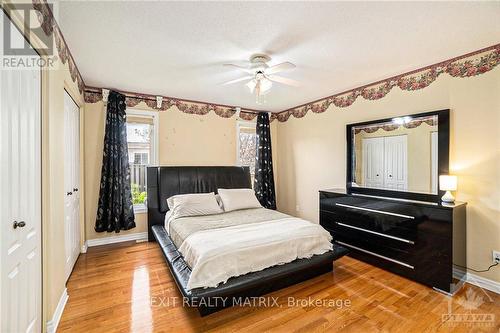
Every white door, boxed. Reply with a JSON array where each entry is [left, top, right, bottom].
[[64, 91, 81, 281], [430, 132, 438, 194], [362, 137, 384, 188], [0, 12, 42, 333], [384, 135, 408, 190]]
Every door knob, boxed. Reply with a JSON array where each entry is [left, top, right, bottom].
[[73, 188, 78, 192], [67, 192, 73, 196], [13, 221, 26, 229]]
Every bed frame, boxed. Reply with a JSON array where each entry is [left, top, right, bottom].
[[147, 166, 348, 316]]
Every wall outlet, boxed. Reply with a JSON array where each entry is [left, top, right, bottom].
[[493, 250, 500, 263], [296, 205, 301, 212]]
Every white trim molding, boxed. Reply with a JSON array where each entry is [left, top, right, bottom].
[[86, 232, 148, 247], [133, 203, 147, 214], [81, 241, 88, 253], [101, 89, 110, 103], [46, 288, 69, 333], [466, 272, 500, 295]]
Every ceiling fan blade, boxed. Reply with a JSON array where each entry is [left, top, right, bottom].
[[267, 75, 300, 87], [223, 64, 254, 74], [222, 75, 253, 85], [246, 79, 256, 93], [265, 62, 296, 75]]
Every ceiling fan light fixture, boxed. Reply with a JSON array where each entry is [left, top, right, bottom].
[[222, 53, 297, 102]]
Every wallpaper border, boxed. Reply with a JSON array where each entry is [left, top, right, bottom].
[[275, 43, 500, 122], [353, 115, 437, 134], [32, 0, 86, 94], [84, 87, 262, 121], [31, 0, 499, 123]]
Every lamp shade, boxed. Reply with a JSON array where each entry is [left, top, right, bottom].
[[439, 175, 457, 191]]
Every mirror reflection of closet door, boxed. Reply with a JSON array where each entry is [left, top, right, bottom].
[[362, 135, 407, 190], [384, 135, 408, 191], [362, 137, 384, 188]]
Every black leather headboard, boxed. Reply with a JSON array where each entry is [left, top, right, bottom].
[[146, 166, 251, 241]]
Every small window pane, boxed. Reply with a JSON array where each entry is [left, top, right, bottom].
[[238, 126, 256, 175], [127, 122, 152, 205]]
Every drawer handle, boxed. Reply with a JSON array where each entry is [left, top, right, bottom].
[[336, 241, 414, 269], [335, 203, 415, 219], [336, 222, 415, 244]]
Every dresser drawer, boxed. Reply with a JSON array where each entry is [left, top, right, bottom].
[[320, 209, 417, 243], [333, 232, 415, 269], [332, 220, 415, 252], [321, 196, 419, 217]]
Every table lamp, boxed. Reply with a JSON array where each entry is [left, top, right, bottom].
[[439, 175, 457, 203]]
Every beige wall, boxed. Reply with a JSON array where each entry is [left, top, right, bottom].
[[84, 102, 278, 241], [354, 123, 438, 193], [275, 68, 500, 283]]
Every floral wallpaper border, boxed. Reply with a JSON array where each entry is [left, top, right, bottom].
[[84, 88, 262, 121], [31, 0, 262, 120], [32, 0, 86, 94], [275, 43, 500, 122], [353, 116, 437, 134], [30, 0, 499, 123]]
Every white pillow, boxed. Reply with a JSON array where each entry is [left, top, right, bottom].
[[167, 193, 222, 220], [217, 188, 262, 212]]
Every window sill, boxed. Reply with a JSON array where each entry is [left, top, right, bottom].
[[133, 204, 147, 214]]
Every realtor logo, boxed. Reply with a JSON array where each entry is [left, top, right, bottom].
[[2, 3, 56, 69], [442, 280, 495, 328]]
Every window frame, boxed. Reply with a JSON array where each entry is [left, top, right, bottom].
[[236, 120, 257, 177], [126, 108, 159, 213]]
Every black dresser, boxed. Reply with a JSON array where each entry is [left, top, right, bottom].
[[320, 189, 467, 294]]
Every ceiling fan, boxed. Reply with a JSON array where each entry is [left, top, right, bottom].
[[222, 54, 299, 102]]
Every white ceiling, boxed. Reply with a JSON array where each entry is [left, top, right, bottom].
[[57, 1, 500, 112]]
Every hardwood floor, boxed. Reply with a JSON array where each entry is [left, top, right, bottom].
[[58, 241, 499, 333]]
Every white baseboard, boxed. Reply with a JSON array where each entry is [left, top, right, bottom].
[[466, 272, 500, 295], [86, 232, 148, 247], [46, 288, 68, 333], [81, 241, 88, 253]]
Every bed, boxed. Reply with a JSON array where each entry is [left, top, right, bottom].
[[147, 166, 348, 315]]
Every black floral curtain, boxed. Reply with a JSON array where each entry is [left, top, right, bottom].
[[95, 91, 136, 233], [254, 112, 276, 209]]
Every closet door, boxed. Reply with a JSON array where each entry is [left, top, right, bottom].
[[0, 13, 42, 332], [64, 91, 81, 281], [384, 135, 408, 190], [362, 137, 384, 188]]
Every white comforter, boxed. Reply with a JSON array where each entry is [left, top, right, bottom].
[[178, 217, 333, 290]]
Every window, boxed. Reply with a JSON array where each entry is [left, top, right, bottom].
[[134, 152, 149, 165], [236, 121, 257, 180], [126, 109, 158, 213]]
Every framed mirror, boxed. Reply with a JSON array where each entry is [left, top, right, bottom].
[[346, 109, 449, 203]]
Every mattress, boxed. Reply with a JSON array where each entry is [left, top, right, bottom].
[[166, 207, 289, 248], [165, 207, 333, 289]]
